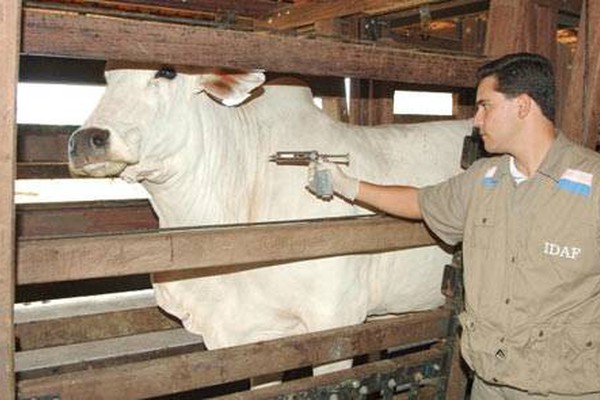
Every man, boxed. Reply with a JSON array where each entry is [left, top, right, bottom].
[[309, 53, 600, 399]]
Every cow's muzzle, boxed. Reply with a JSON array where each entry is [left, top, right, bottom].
[[69, 127, 111, 169]]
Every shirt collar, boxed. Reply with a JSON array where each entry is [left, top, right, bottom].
[[509, 156, 528, 184], [488, 131, 571, 184], [536, 132, 574, 182]]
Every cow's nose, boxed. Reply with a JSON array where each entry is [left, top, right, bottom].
[[69, 127, 110, 157], [90, 129, 109, 148]]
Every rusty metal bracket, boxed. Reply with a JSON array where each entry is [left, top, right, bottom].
[[276, 357, 444, 399], [418, 5, 432, 40], [436, 247, 468, 399], [364, 18, 388, 41], [441, 250, 463, 299], [460, 128, 491, 170]]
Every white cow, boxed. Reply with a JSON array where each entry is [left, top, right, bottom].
[[69, 63, 471, 352]]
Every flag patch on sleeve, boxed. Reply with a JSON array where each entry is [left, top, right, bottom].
[[482, 166, 498, 187], [557, 168, 593, 196]]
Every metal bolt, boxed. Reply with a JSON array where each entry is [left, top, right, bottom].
[[329, 394, 339, 400], [359, 385, 369, 395], [388, 378, 397, 389], [351, 380, 361, 389]]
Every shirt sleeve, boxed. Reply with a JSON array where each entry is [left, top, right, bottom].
[[417, 161, 483, 246]]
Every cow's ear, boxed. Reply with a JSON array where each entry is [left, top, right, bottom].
[[197, 70, 265, 106]]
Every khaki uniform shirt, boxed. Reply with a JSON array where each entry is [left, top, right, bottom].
[[419, 134, 600, 395]]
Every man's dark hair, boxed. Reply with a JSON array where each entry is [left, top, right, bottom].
[[477, 52, 555, 123]]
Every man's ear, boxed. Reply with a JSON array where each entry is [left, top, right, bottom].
[[196, 69, 265, 106], [516, 94, 532, 119]]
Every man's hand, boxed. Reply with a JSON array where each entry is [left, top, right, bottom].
[[307, 161, 359, 201]]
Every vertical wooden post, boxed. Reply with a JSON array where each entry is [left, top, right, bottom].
[[0, 1, 20, 398], [558, 0, 600, 148], [461, 14, 485, 55], [485, 0, 557, 64], [368, 81, 394, 125], [344, 16, 393, 127], [314, 18, 348, 122]]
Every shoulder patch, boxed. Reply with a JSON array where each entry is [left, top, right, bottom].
[[557, 168, 593, 196], [481, 166, 498, 187]]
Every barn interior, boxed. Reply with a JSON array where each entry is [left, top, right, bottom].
[[1, 0, 599, 399]]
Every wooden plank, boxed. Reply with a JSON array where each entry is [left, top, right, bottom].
[[0, 0, 21, 397], [17, 124, 76, 162], [15, 290, 181, 350], [258, 0, 448, 30], [558, 0, 600, 148], [17, 162, 71, 179], [16, 328, 203, 378], [21, 7, 485, 87], [485, 0, 530, 56], [16, 305, 177, 350], [17, 200, 158, 238], [17, 215, 437, 284], [532, 2, 558, 63], [29, 0, 288, 20], [16, 124, 74, 178], [17, 307, 450, 399]]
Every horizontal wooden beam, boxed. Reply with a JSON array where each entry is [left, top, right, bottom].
[[17, 307, 449, 399], [17, 124, 75, 162], [17, 328, 202, 378], [17, 162, 70, 179], [16, 304, 179, 351], [16, 124, 72, 178], [27, 0, 286, 20], [258, 0, 448, 30], [17, 200, 158, 238], [17, 215, 436, 284], [21, 7, 484, 86], [15, 290, 171, 351]]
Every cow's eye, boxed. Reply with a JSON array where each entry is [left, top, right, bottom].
[[155, 66, 177, 80]]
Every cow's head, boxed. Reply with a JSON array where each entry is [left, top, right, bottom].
[[68, 62, 265, 182]]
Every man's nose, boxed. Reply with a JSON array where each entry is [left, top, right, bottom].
[[472, 109, 483, 128]]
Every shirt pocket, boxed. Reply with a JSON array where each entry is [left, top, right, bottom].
[[466, 210, 496, 250], [546, 325, 600, 392], [530, 212, 595, 273]]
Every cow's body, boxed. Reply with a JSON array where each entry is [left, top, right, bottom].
[[69, 66, 471, 349]]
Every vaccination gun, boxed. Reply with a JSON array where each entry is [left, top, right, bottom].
[[269, 150, 350, 200]]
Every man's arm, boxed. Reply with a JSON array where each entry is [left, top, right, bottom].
[[356, 181, 422, 220], [308, 161, 422, 220]]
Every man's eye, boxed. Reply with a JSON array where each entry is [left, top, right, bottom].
[[155, 66, 177, 80]]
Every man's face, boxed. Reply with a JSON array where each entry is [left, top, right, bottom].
[[473, 76, 521, 154]]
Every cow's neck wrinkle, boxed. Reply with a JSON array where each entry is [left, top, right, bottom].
[[141, 86, 319, 228], [142, 103, 265, 228]]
